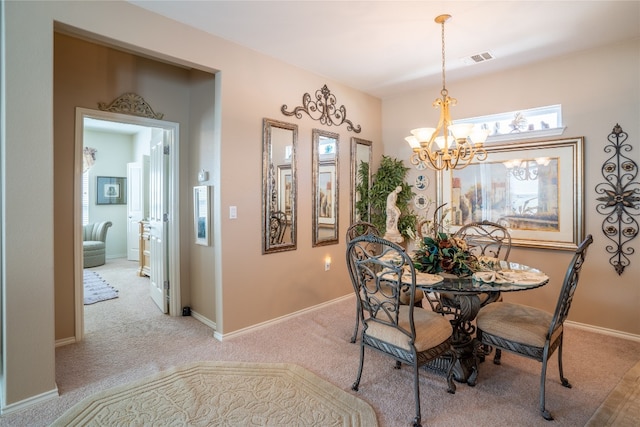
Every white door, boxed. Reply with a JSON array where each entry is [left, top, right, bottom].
[[149, 129, 169, 313], [127, 162, 143, 261]]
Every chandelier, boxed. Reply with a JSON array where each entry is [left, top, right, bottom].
[[504, 157, 551, 181], [405, 14, 489, 171]]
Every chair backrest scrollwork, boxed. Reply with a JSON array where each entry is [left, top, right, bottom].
[[269, 211, 287, 245], [346, 221, 380, 242], [454, 220, 512, 261], [550, 234, 593, 333], [346, 234, 418, 337]]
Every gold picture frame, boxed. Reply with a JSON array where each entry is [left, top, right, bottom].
[[437, 137, 584, 250]]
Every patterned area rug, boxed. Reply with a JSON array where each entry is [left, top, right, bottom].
[[83, 270, 118, 305], [52, 361, 378, 426], [586, 359, 640, 426]]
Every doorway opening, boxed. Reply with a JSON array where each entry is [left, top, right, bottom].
[[74, 108, 181, 341]]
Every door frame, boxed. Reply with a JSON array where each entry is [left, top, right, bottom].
[[74, 107, 181, 341]]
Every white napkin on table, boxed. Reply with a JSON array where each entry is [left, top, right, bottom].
[[473, 270, 548, 285]]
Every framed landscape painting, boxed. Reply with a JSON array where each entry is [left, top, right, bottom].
[[437, 137, 584, 250]]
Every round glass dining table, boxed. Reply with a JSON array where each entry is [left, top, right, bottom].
[[412, 260, 549, 385]]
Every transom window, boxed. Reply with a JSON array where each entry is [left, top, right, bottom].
[[454, 104, 564, 143]]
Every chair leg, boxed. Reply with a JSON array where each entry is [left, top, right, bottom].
[[412, 362, 422, 427], [493, 348, 502, 365], [557, 336, 572, 388], [539, 352, 553, 421], [351, 341, 366, 392]]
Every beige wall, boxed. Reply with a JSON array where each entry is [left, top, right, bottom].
[[383, 38, 640, 335], [53, 32, 195, 339], [3, 1, 381, 409], [187, 69, 217, 322], [3, 0, 636, 413]]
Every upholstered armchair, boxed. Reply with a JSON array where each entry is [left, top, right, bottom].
[[83, 221, 113, 268]]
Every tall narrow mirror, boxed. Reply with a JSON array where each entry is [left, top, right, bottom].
[[351, 137, 372, 224], [312, 129, 340, 246], [262, 118, 297, 254]]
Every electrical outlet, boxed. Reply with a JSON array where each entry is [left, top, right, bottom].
[[229, 206, 237, 219]]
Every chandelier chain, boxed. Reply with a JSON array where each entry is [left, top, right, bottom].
[[441, 18, 447, 96], [405, 13, 489, 171]]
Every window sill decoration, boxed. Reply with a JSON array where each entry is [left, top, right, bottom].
[[595, 123, 639, 275], [453, 104, 565, 144]]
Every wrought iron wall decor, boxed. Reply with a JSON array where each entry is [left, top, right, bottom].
[[281, 85, 361, 133], [595, 123, 640, 275], [98, 92, 164, 120]]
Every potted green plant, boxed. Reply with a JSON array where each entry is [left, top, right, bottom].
[[368, 155, 417, 242]]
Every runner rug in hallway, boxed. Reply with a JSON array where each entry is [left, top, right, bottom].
[[586, 358, 640, 426], [83, 270, 118, 305], [52, 361, 378, 426]]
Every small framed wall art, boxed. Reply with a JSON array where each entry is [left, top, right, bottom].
[[96, 176, 126, 205]]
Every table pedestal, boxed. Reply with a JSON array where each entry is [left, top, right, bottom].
[[425, 292, 495, 385]]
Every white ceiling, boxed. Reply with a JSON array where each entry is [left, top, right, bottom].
[[127, 1, 639, 99]]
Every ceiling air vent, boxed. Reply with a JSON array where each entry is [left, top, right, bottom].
[[462, 51, 495, 65]]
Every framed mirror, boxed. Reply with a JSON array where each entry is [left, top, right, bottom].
[[350, 137, 372, 224], [312, 129, 340, 246], [262, 118, 297, 254]]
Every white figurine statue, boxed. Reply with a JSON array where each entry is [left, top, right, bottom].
[[383, 185, 404, 243]]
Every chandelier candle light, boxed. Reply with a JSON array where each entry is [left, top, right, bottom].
[[406, 14, 490, 171]]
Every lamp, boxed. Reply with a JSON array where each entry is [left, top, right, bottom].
[[406, 14, 489, 171]]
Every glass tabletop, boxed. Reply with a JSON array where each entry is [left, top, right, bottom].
[[415, 260, 549, 293]]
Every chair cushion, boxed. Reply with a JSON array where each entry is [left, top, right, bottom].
[[83, 241, 105, 252], [365, 306, 452, 352], [477, 302, 562, 348], [399, 286, 425, 306]]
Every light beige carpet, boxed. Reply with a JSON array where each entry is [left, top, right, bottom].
[[586, 358, 640, 426], [52, 361, 378, 426]]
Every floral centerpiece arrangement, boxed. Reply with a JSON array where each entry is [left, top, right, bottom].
[[412, 232, 478, 277]]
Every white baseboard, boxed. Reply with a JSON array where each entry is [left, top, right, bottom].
[[566, 320, 640, 342], [0, 387, 59, 416], [213, 294, 353, 341], [55, 336, 77, 347], [190, 309, 216, 331], [52, 297, 639, 348]]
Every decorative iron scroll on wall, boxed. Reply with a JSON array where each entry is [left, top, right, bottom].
[[98, 93, 164, 120], [281, 85, 361, 133], [595, 123, 640, 275]]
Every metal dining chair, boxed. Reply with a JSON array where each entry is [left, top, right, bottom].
[[269, 211, 287, 244], [476, 234, 593, 420], [346, 221, 381, 343], [454, 220, 512, 261], [346, 221, 425, 343], [432, 220, 512, 317], [346, 233, 456, 427]]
